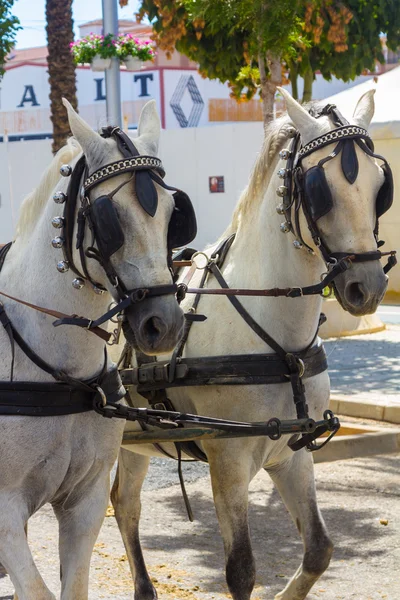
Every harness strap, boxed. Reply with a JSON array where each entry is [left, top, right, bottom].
[[0, 289, 111, 342], [0, 302, 15, 381], [52, 284, 178, 332], [208, 262, 287, 359], [180, 255, 351, 299]]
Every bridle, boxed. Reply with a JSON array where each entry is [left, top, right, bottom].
[[53, 126, 196, 300], [276, 103, 396, 274], [48, 126, 197, 338]]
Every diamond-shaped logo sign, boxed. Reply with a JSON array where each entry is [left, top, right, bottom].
[[170, 75, 204, 128]]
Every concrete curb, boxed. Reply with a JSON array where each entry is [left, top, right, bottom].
[[330, 396, 400, 424], [314, 423, 400, 463]]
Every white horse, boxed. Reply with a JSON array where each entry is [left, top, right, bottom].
[[0, 100, 185, 599], [112, 88, 392, 600]]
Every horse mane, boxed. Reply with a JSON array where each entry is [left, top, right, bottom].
[[221, 114, 295, 238], [15, 137, 82, 242]]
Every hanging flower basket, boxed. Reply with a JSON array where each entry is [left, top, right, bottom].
[[122, 56, 142, 71], [91, 55, 112, 71], [70, 33, 156, 72], [70, 33, 117, 70], [117, 35, 156, 69]]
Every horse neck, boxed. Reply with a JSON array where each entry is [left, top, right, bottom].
[[223, 161, 326, 352], [1, 179, 111, 380]]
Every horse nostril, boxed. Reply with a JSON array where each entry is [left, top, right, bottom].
[[346, 281, 366, 307], [142, 316, 167, 346]]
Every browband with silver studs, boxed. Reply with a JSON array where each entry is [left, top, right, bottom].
[[84, 156, 165, 192]]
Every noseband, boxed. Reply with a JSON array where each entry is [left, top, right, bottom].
[[276, 104, 396, 273]]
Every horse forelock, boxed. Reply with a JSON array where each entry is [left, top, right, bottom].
[[15, 137, 82, 242], [221, 115, 295, 238]]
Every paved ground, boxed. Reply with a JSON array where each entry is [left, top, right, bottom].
[[0, 453, 399, 600], [377, 305, 400, 326], [324, 324, 400, 406]]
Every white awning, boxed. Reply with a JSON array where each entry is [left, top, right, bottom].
[[324, 66, 400, 140]]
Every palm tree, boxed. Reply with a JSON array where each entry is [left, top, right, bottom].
[[46, 0, 77, 153]]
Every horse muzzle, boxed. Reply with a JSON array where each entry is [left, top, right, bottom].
[[124, 295, 184, 355], [333, 260, 388, 316]]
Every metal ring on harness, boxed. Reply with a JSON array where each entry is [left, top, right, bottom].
[[191, 251, 209, 270]]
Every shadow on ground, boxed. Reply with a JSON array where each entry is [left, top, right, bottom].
[[324, 336, 400, 396], [140, 455, 399, 598]]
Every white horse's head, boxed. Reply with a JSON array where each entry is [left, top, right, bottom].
[[63, 100, 187, 354], [279, 87, 390, 315]]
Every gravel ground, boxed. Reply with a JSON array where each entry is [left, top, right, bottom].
[[0, 452, 399, 600]]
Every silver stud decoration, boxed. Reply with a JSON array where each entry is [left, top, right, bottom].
[[276, 186, 288, 197], [293, 240, 303, 249], [72, 278, 85, 289], [51, 236, 64, 248], [53, 191, 67, 204], [93, 286, 106, 295], [280, 222, 291, 233], [51, 216, 64, 229], [279, 149, 291, 160], [56, 260, 69, 273], [276, 203, 285, 215], [60, 164, 72, 177], [277, 168, 288, 179]]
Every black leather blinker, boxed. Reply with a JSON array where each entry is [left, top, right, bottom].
[[376, 164, 394, 218], [168, 190, 197, 249], [304, 166, 333, 222], [90, 196, 125, 259]]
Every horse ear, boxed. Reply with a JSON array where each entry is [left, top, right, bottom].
[[277, 87, 324, 144], [137, 100, 161, 154], [62, 98, 103, 152], [352, 89, 375, 130]]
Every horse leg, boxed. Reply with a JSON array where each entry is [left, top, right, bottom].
[[0, 508, 55, 600], [111, 449, 157, 600], [208, 454, 255, 600], [53, 472, 111, 600], [266, 451, 333, 600]]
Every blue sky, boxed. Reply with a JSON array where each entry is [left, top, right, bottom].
[[12, 0, 141, 49]]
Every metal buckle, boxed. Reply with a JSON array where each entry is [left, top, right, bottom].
[[296, 358, 305, 378], [287, 287, 303, 297], [95, 385, 107, 407]]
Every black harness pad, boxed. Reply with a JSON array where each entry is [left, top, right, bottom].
[[168, 190, 197, 249], [376, 164, 394, 218], [90, 195, 125, 259], [304, 166, 333, 221]]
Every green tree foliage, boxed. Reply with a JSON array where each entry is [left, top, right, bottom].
[[293, 1, 400, 102], [133, 0, 306, 125], [0, 0, 20, 79], [123, 0, 400, 119]]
